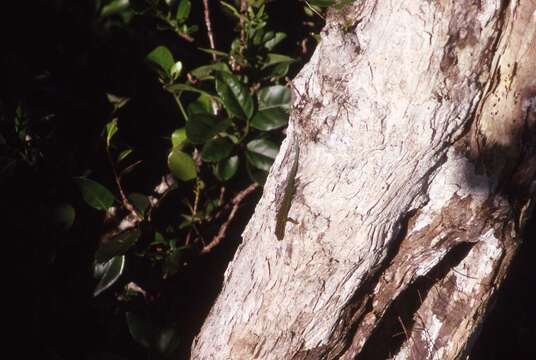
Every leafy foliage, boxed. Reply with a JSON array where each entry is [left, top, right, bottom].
[[0, 0, 325, 358]]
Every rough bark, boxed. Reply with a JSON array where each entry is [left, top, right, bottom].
[[192, 1, 536, 359]]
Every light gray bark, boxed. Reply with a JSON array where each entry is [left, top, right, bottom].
[[192, 1, 536, 359]]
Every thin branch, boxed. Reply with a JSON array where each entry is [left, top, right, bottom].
[[202, 0, 217, 61], [106, 149, 143, 222], [119, 159, 143, 178], [201, 183, 258, 254], [397, 316, 417, 360], [147, 175, 176, 222], [240, 0, 247, 53], [178, 31, 194, 43]]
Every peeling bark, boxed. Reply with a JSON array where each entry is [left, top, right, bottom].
[[192, 1, 536, 359]]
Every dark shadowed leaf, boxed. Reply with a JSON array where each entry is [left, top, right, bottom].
[[246, 161, 268, 185], [308, 0, 334, 7], [215, 71, 254, 120], [190, 62, 230, 81], [167, 83, 217, 99], [262, 53, 296, 69], [270, 63, 290, 78], [251, 85, 290, 130], [105, 118, 118, 147], [126, 312, 155, 349], [147, 46, 174, 75], [171, 128, 187, 148], [185, 113, 230, 144], [213, 155, 239, 181], [51, 203, 76, 230], [264, 32, 287, 50], [157, 324, 182, 357], [176, 0, 191, 23], [251, 109, 288, 130], [187, 94, 215, 116], [118, 148, 133, 162], [106, 93, 130, 110], [95, 229, 141, 263], [163, 246, 188, 279], [198, 47, 229, 58], [168, 149, 197, 181], [246, 139, 278, 171], [201, 138, 233, 162], [74, 177, 115, 211], [93, 255, 125, 297], [128, 193, 150, 216]]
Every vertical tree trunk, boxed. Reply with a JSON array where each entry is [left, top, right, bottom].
[[192, 1, 536, 359]]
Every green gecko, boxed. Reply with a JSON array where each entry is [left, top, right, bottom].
[[274, 140, 300, 241]]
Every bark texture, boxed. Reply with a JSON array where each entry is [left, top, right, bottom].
[[192, 1, 536, 359]]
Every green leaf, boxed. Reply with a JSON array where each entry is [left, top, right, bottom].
[[117, 148, 133, 162], [157, 324, 182, 357], [269, 62, 290, 78], [105, 118, 118, 147], [264, 32, 287, 51], [215, 71, 254, 120], [187, 94, 215, 116], [251, 85, 291, 130], [51, 203, 76, 230], [151, 232, 166, 245], [308, 0, 334, 7], [74, 177, 115, 211], [185, 113, 230, 144], [219, 1, 241, 19], [176, 0, 191, 23], [166, 83, 217, 99], [198, 47, 229, 58], [93, 255, 125, 297], [246, 139, 278, 171], [126, 312, 155, 349], [106, 93, 130, 110], [168, 149, 197, 181], [101, 0, 130, 17], [259, 87, 290, 110], [171, 128, 187, 148], [262, 53, 296, 69], [190, 62, 230, 81], [246, 161, 268, 185], [128, 193, 150, 216], [163, 247, 185, 278], [147, 46, 174, 75], [170, 61, 183, 80], [95, 229, 141, 263], [213, 155, 239, 181], [201, 138, 233, 162], [251, 109, 289, 131]]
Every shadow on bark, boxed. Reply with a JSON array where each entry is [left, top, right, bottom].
[[357, 242, 474, 360]]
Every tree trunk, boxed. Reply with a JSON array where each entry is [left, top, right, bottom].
[[192, 1, 536, 359]]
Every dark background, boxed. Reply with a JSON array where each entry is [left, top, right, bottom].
[[1, 1, 534, 359]]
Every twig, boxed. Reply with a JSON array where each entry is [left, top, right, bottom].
[[147, 175, 176, 222], [304, 0, 325, 20], [178, 32, 194, 43], [240, 0, 247, 53], [201, 183, 258, 254], [119, 159, 143, 178], [106, 149, 143, 222], [202, 0, 217, 61], [397, 316, 417, 360]]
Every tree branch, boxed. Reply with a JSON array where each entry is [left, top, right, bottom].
[[202, 0, 217, 61], [200, 183, 258, 254]]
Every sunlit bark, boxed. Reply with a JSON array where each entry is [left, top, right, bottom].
[[192, 1, 536, 358]]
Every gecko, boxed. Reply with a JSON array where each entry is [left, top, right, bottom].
[[274, 139, 300, 241]]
